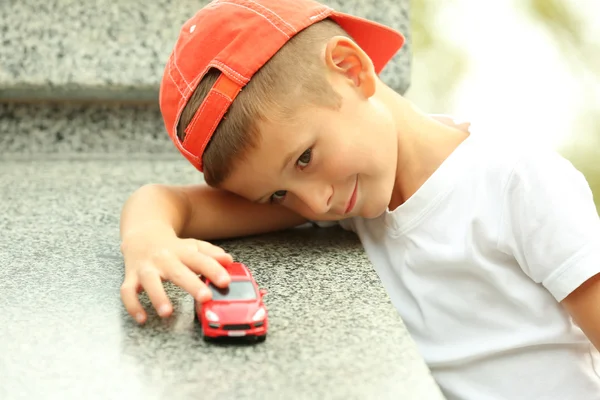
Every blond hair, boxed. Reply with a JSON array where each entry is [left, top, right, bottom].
[[177, 19, 349, 186]]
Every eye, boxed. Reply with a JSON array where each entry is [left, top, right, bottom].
[[270, 190, 287, 203], [297, 148, 312, 168]]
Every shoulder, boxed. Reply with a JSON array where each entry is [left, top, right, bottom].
[[460, 134, 588, 199], [449, 134, 533, 201], [489, 139, 597, 238], [500, 142, 593, 205], [493, 141, 600, 301]]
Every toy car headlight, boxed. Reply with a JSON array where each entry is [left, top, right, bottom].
[[205, 309, 219, 322], [252, 308, 265, 321]]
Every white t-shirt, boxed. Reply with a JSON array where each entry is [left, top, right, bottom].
[[337, 130, 600, 399]]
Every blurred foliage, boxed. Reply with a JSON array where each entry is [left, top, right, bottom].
[[524, 0, 600, 211], [524, 0, 600, 71], [410, 0, 600, 211], [409, 0, 469, 112], [526, 0, 585, 46]]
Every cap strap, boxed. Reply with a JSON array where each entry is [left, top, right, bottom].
[[183, 72, 242, 170]]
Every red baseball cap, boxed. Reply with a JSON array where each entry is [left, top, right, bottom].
[[159, 0, 405, 172]]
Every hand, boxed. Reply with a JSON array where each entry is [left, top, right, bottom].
[[430, 114, 471, 133], [119, 228, 234, 324]]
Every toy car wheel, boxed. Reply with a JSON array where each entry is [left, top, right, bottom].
[[199, 325, 207, 341], [256, 334, 267, 342], [199, 325, 214, 342]]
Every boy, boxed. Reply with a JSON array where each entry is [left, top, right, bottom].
[[119, 0, 600, 398]]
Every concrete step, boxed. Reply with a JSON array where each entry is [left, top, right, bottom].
[[0, 102, 176, 156], [0, 0, 411, 104]]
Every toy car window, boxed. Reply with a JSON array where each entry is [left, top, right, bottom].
[[208, 281, 257, 300]]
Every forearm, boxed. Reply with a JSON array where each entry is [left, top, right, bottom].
[[562, 272, 600, 351], [120, 184, 191, 243]]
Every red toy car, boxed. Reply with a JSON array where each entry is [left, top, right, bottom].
[[195, 262, 268, 342]]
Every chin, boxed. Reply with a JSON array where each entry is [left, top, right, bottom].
[[358, 199, 388, 219]]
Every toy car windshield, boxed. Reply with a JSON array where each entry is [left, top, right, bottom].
[[208, 280, 258, 301]]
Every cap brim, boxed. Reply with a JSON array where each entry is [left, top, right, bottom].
[[329, 12, 405, 74]]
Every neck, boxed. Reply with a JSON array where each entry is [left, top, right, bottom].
[[385, 92, 470, 210]]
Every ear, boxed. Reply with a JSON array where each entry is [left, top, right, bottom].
[[324, 36, 377, 98]]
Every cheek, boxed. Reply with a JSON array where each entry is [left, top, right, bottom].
[[339, 105, 395, 170], [319, 128, 370, 178], [358, 111, 397, 169], [319, 151, 357, 180], [282, 199, 322, 221]]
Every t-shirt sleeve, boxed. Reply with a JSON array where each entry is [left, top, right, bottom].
[[338, 218, 356, 232], [498, 148, 600, 302], [310, 219, 356, 232]]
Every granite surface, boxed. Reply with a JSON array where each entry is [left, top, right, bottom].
[[0, 158, 444, 400], [0, 102, 177, 155], [0, 0, 411, 102]]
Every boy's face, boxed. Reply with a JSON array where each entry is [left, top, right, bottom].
[[220, 37, 399, 221]]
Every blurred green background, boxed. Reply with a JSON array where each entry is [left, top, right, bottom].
[[406, 0, 599, 211]]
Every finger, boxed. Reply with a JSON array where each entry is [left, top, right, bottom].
[[182, 239, 234, 267], [430, 114, 453, 125], [182, 250, 231, 288], [165, 260, 213, 302], [196, 241, 235, 268], [213, 252, 234, 265], [206, 248, 234, 267], [457, 122, 471, 132], [190, 239, 233, 259], [138, 265, 173, 318], [120, 275, 147, 324]]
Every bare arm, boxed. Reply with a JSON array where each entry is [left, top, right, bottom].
[[562, 273, 600, 351], [118, 182, 308, 323], [180, 183, 309, 240], [120, 182, 308, 243]]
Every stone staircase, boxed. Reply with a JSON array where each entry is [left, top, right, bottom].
[[0, 0, 411, 159]]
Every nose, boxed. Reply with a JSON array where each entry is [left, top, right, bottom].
[[293, 180, 333, 215]]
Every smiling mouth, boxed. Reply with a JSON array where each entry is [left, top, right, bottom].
[[344, 177, 358, 214]]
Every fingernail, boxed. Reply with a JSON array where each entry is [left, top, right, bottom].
[[217, 273, 230, 285], [135, 313, 145, 323], [198, 287, 211, 300], [158, 304, 170, 316]]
